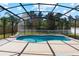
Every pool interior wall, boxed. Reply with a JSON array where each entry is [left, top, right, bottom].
[[16, 35, 70, 43]]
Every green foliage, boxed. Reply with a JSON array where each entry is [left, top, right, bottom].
[[0, 13, 19, 35], [24, 11, 79, 30]]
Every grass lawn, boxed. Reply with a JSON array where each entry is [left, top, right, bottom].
[[0, 33, 12, 39], [19, 31, 56, 35], [66, 34, 79, 39]]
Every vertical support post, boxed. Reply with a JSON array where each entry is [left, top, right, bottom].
[[24, 20, 26, 35], [11, 21, 14, 35], [38, 3, 41, 31], [38, 3, 40, 12], [74, 19, 76, 39], [15, 23, 18, 34], [38, 3, 40, 33], [3, 19, 5, 38]]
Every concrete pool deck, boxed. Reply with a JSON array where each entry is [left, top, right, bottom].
[[0, 37, 79, 56]]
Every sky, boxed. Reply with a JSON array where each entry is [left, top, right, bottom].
[[0, 3, 79, 18]]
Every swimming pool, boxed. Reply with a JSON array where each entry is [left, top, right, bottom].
[[16, 35, 70, 42]]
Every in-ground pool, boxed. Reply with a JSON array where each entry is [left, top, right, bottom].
[[16, 35, 70, 42]]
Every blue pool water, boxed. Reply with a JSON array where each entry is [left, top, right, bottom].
[[16, 35, 70, 42]]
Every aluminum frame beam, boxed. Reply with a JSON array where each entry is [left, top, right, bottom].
[[60, 5, 79, 17], [0, 3, 78, 13], [0, 5, 25, 21], [51, 3, 58, 12], [19, 3, 31, 19]]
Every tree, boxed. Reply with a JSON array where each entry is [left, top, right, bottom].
[[45, 12, 63, 30], [37, 11, 43, 29], [28, 11, 43, 29], [29, 11, 37, 29], [9, 14, 19, 34], [0, 17, 7, 38], [46, 12, 56, 30], [68, 15, 74, 27], [75, 15, 79, 27], [4, 12, 19, 34]]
